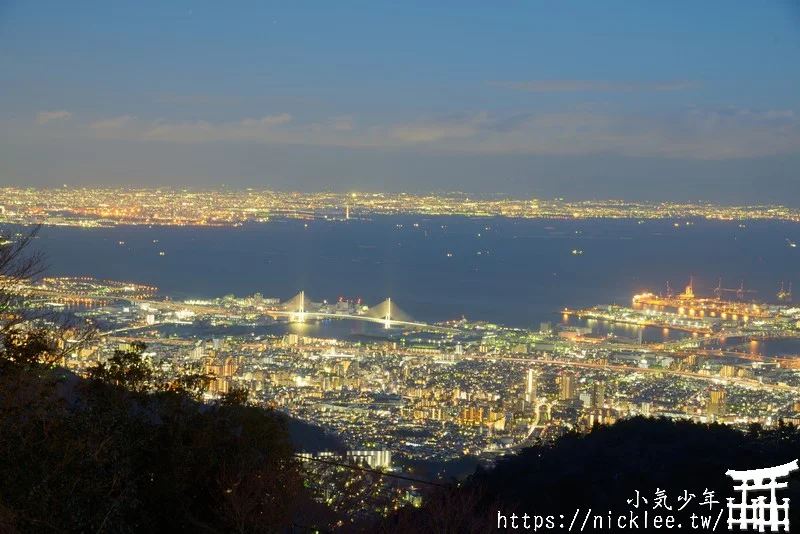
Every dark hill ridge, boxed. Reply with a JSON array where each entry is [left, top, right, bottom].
[[5, 354, 800, 533], [379, 418, 800, 533], [287, 416, 347, 454], [0, 359, 342, 532]]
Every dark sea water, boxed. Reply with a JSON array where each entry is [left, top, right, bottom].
[[26, 217, 800, 334]]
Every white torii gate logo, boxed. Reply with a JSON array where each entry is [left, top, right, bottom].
[[726, 459, 799, 532]]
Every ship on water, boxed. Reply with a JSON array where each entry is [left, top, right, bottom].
[[632, 277, 769, 321]]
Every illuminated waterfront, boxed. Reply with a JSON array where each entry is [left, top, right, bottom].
[[3, 2, 799, 529], [4, 187, 800, 227], [23, 217, 800, 329], [16, 261, 800, 467], [8, 215, 800, 466]]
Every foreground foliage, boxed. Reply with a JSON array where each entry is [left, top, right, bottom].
[[0, 344, 303, 533], [379, 417, 800, 533]]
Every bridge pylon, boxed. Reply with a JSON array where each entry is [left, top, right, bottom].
[[364, 297, 412, 327], [284, 291, 307, 323], [298, 290, 306, 323]]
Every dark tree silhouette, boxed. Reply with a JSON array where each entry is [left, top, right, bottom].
[[221, 386, 250, 407], [87, 341, 155, 393], [0, 225, 96, 369], [378, 417, 800, 533], [0, 228, 308, 532], [0, 225, 46, 333]]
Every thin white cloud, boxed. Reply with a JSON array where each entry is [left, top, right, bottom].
[[390, 111, 490, 142], [488, 80, 702, 93], [155, 95, 242, 105], [143, 120, 214, 140], [240, 113, 292, 127], [76, 106, 800, 160], [155, 94, 320, 105], [310, 116, 357, 132], [387, 107, 800, 159], [89, 115, 134, 129], [36, 110, 73, 124], [330, 116, 356, 131]]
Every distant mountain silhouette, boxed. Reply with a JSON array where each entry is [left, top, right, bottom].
[[287, 416, 347, 453]]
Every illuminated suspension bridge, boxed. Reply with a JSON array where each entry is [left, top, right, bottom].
[[274, 291, 427, 329]]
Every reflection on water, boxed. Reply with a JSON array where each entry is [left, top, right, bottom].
[[33, 219, 800, 329], [281, 318, 377, 339], [155, 317, 387, 343], [718, 338, 800, 358], [563, 316, 800, 357], [561, 315, 688, 343]]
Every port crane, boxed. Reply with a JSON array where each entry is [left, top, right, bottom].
[[778, 282, 793, 303], [713, 278, 756, 300], [679, 276, 695, 299]]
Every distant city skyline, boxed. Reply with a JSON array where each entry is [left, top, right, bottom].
[[6, 187, 800, 230], [1, 1, 799, 203]]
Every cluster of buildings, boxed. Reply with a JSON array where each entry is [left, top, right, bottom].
[[3, 187, 800, 227], [23, 280, 800, 479], [20, 280, 798, 522]]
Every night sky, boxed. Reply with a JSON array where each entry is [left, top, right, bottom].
[[1, 1, 799, 202]]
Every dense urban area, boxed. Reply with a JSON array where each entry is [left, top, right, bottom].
[[20, 275, 800, 474], [2, 187, 800, 226], [6, 189, 800, 523]]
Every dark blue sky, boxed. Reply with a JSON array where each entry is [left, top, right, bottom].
[[1, 1, 799, 202]]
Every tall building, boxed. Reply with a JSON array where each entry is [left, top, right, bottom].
[[708, 389, 726, 417], [348, 450, 391, 469], [558, 373, 575, 401], [189, 345, 204, 360], [222, 356, 237, 377], [591, 380, 606, 409], [525, 368, 537, 403], [537, 403, 552, 423], [298, 450, 392, 470]]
